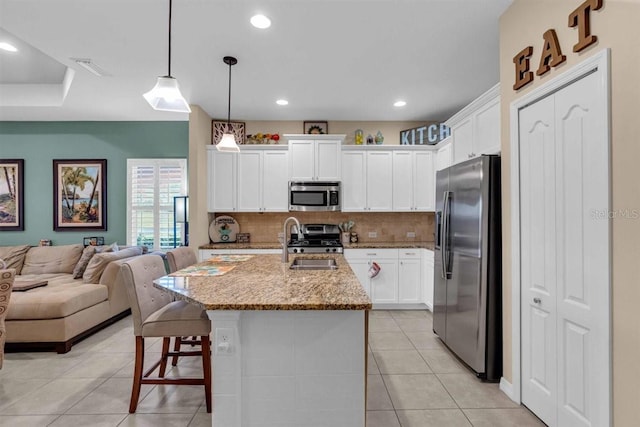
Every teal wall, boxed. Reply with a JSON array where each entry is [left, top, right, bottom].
[[0, 121, 188, 246]]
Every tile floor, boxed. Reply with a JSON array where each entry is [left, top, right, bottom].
[[0, 310, 545, 427]]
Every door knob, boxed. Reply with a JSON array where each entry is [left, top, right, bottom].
[[533, 297, 541, 304]]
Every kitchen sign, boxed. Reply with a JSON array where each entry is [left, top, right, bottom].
[[513, 0, 603, 91], [400, 123, 450, 145]]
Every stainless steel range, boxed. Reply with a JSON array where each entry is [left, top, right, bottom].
[[287, 224, 343, 254]]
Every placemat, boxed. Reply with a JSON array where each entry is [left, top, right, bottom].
[[169, 264, 236, 277], [206, 255, 254, 263]]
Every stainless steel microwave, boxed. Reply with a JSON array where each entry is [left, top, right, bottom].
[[289, 181, 341, 212]]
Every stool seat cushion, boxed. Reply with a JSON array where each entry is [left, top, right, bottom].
[[141, 300, 210, 337]]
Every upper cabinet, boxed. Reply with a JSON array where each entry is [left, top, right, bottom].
[[207, 145, 288, 213], [435, 137, 453, 171], [341, 148, 393, 212], [392, 150, 434, 211], [446, 83, 500, 165], [285, 134, 344, 181]]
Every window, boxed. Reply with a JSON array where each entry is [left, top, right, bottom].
[[127, 159, 187, 250]]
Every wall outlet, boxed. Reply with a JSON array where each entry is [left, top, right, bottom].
[[215, 327, 234, 355], [368, 231, 377, 238], [406, 231, 416, 238]]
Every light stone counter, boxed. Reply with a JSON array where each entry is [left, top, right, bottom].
[[154, 253, 371, 311]]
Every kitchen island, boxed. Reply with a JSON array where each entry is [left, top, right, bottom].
[[154, 253, 371, 427]]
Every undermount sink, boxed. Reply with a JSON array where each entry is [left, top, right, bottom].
[[289, 258, 338, 270]]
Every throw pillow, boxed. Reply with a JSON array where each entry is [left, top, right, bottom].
[[0, 245, 30, 274], [83, 246, 143, 284], [72, 246, 98, 279]]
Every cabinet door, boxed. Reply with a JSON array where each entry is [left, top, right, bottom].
[[370, 258, 398, 303], [436, 140, 452, 171], [413, 151, 434, 211], [366, 151, 393, 211], [341, 151, 367, 212], [392, 151, 413, 211], [207, 150, 236, 212], [452, 117, 473, 164], [288, 140, 315, 181], [237, 151, 262, 212], [398, 256, 422, 304], [474, 97, 501, 155], [346, 258, 371, 298], [262, 151, 289, 211], [315, 140, 341, 181]]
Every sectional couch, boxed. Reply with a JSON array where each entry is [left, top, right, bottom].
[[0, 243, 144, 353]]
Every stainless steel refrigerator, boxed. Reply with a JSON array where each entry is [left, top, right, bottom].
[[433, 155, 502, 381]]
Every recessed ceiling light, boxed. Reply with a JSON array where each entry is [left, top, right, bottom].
[[394, 100, 407, 107], [0, 42, 18, 52], [276, 99, 288, 106], [250, 14, 271, 29]]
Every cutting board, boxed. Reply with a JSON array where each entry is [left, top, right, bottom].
[[209, 215, 240, 243]]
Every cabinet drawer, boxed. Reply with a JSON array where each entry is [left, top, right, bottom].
[[344, 248, 398, 260], [399, 250, 421, 259]]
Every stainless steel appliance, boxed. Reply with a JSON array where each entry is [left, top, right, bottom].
[[433, 155, 502, 381], [287, 223, 343, 254], [289, 182, 341, 212]]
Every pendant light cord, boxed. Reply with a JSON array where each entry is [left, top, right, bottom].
[[168, 0, 172, 77], [227, 61, 232, 128]]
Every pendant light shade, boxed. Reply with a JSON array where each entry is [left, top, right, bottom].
[[144, 0, 191, 113], [216, 56, 240, 152]]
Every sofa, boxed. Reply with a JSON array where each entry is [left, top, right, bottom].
[[0, 243, 144, 353]]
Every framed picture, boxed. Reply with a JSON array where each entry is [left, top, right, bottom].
[[303, 121, 328, 135], [83, 236, 105, 247], [0, 159, 24, 231], [53, 159, 107, 231], [212, 120, 246, 145]]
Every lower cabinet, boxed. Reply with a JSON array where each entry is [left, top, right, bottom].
[[345, 248, 430, 308]]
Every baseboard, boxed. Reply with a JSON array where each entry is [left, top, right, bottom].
[[499, 377, 518, 403]]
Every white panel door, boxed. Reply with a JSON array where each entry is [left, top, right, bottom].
[[413, 151, 434, 210], [452, 117, 473, 164], [341, 151, 366, 212], [208, 150, 236, 212], [392, 151, 413, 211], [370, 258, 398, 304], [520, 94, 557, 426], [288, 140, 315, 181], [366, 151, 393, 211], [398, 255, 422, 304], [262, 151, 289, 211], [474, 97, 501, 155], [315, 140, 341, 181], [520, 70, 609, 427]]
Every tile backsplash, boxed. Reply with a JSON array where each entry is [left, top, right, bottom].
[[209, 212, 435, 243]]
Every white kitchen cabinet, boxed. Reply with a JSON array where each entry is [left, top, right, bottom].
[[392, 150, 434, 211], [398, 250, 422, 304], [341, 149, 393, 212], [207, 147, 236, 212], [285, 135, 344, 181], [423, 249, 435, 310], [344, 249, 398, 304], [237, 149, 288, 212], [446, 83, 500, 165], [435, 137, 453, 171]]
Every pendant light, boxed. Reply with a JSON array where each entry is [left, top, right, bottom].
[[143, 0, 191, 113], [216, 56, 240, 152]]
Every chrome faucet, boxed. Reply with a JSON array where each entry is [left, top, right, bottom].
[[282, 216, 302, 263]]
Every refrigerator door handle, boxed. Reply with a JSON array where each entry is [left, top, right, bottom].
[[441, 190, 451, 279]]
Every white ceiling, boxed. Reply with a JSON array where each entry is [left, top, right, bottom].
[[0, 0, 512, 122]]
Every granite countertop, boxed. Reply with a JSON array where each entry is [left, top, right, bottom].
[[199, 241, 435, 251], [154, 254, 371, 311]]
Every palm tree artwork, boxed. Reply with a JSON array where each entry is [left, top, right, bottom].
[[60, 166, 100, 224], [0, 164, 18, 224]]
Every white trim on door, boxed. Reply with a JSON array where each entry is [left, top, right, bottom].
[[506, 48, 611, 409]]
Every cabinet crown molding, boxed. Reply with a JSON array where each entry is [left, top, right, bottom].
[[445, 83, 500, 128], [284, 134, 346, 141]]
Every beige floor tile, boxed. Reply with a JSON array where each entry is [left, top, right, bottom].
[[366, 410, 401, 427], [49, 414, 127, 426], [136, 384, 206, 414], [419, 349, 467, 374], [370, 310, 393, 319], [437, 374, 519, 409], [369, 332, 415, 351], [66, 377, 154, 414], [382, 374, 457, 410], [119, 413, 194, 427], [390, 310, 431, 319], [369, 317, 402, 332], [367, 375, 394, 410], [404, 331, 445, 350], [395, 318, 434, 333], [0, 378, 52, 411], [112, 352, 163, 378], [62, 352, 133, 378], [368, 351, 380, 375], [373, 350, 432, 374], [0, 415, 60, 426], [1, 377, 106, 415], [396, 409, 472, 427], [0, 354, 85, 379], [462, 408, 546, 427], [187, 412, 212, 427]]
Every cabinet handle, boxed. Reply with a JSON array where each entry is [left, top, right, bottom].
[[366, 253, 377, 257]]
